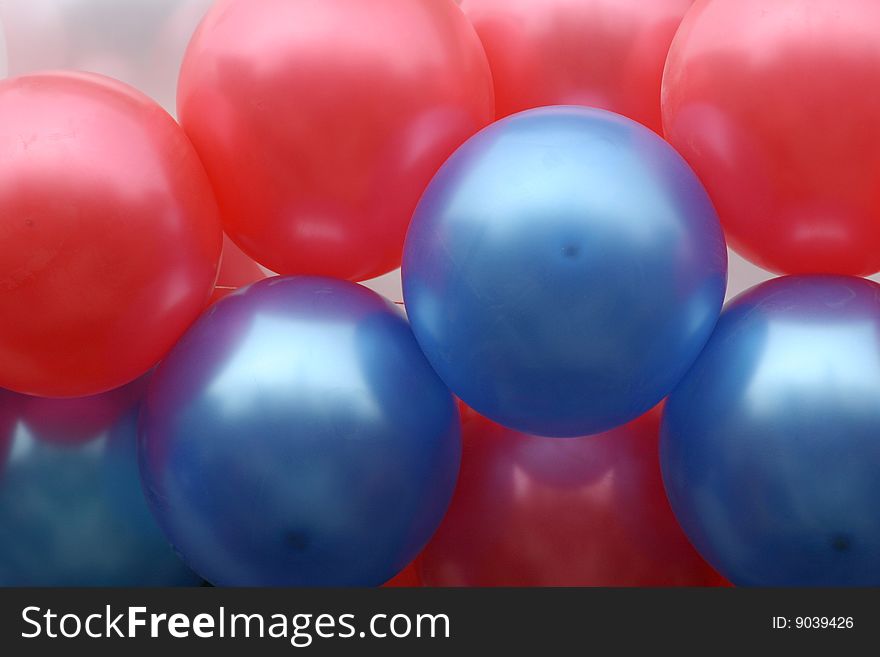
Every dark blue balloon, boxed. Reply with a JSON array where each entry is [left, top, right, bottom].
[[403, 106, 727, 437], [662, 276, 880, 586], [0, 380, 199, 586], [139, 276, 461, 587]]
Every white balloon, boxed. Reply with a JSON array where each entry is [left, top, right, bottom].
[[0, 0, 214, 113]]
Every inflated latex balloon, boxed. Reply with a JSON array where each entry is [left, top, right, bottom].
[[139, 277, 461, 587], [178, 0, 494, 281], [461, 0, 692, 131], [0, 0, 214, 112], [663, 0, 880, 276], [403, 106, 727, 437], [662, 276, 880, 586], [420, 406, 725, 586], [0, 380, 200, 586], [0, 73, 221, 398]]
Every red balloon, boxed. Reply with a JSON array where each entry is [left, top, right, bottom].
[[663, 0, 880, 275], [419, 407, 726, 586], [179, 0, 494, 281], [0, 72, 221, 398], [460, 0, 693, 131]]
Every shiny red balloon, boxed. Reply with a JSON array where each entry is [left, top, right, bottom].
[[419, 407, 726, 586], [179, 0, 494, 281], [663, 0, 880, 275], [0, 72, 221, 398], [460, 0, 693, 131]]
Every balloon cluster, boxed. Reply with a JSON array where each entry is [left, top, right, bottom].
[[0, 0, 878, 587]]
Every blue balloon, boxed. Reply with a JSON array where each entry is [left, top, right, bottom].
[[662, 275, 880, 586], [0, 380, 199, 586], [403, 106, 727, 437], [139, 276, 461, 587]]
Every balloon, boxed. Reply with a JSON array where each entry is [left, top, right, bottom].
[[403, 106, 727, 437], [460, 0, 693, 131], [662, 276, 880, 586], [663, 0, 880, 276], [0, 72, 221, 398], [420, 406, 725, 586], [0, 380, 200, 586], [178, 0, 494, 281], [0, 0, 214, 112], [139, 277, 462, 587]]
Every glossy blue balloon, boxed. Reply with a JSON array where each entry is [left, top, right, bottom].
[[403, 106, 727, 437], [662, 276, 880, 586], [139, 276, 461, 587], [0, 380, 200, 587]]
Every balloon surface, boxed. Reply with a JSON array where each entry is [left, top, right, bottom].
[[0, 380, 200, 586], [403, 106, 727, 437], [0, 0, 214, 112], [420, 406, 725, 586], [461, 0, 692, 131], [178, 0, 494, 281], [662, 276, 880, 586], [0, 72, 221, 398], [139, 277, 462, 587], [663, 0, 880, 276]]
